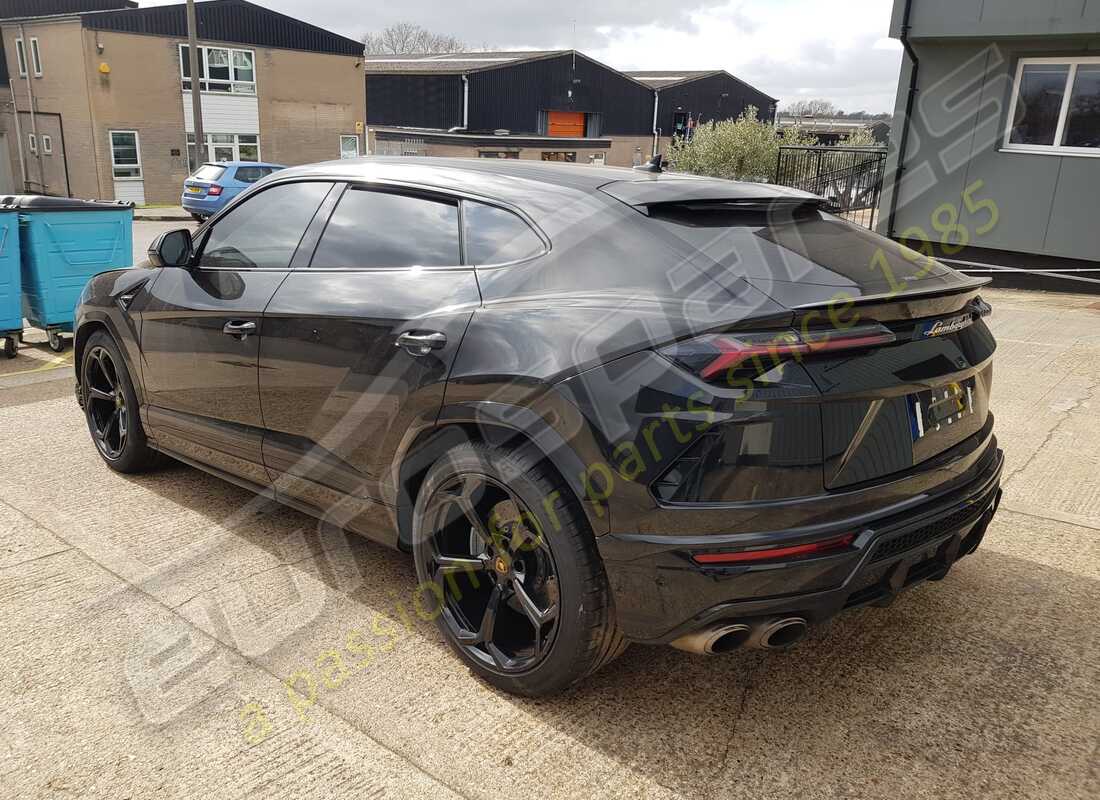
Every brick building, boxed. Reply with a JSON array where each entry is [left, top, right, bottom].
[[0, 0, 365, 203]]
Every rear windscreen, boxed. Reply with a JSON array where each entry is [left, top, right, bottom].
[[645, 204, 952, 288], [192, 164, 226, 182]]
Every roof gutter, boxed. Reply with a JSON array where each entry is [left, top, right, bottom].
[[886, 0, 919, 237]]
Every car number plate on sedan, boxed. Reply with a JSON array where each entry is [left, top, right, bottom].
[[908, 377, 976, 441], [186, 185, 203, 193]]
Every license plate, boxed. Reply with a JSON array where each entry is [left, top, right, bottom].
[[185, 185, 203, 194], [908, 378, 976, 440]]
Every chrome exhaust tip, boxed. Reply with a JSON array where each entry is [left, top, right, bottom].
[[671, 623, 752, 655], [756, 617, 809, 649]]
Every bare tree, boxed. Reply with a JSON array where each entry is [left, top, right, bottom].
[[782, 98, 840, 118], [363, 23, 466, 54]]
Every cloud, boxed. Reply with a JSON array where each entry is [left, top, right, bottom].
[[138, 0, 903, 112]]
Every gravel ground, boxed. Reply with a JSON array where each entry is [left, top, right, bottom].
[[0, 287, 1097, 800]]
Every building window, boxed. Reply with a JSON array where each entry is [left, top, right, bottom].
[[110, 131, 142, 179], [30, 37, 42, 76], [1005, 56, 1100, 155], [478, 151, 519, 158], [180, 45, 256, 94], [541, 152, 576, 162], [187, 132, 260, 170], [14, 38, 26, 77], [339, 135, 360, 159], [41, 134, 52, 155], [27, 133, 36, 155]]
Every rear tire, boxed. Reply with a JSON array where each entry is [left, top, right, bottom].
[[80, 330, 161, 473], [411, 441, 626, 696], [2, 336, 15, 359], [47, 330, 66, 352], [190, 213, 206, 223]]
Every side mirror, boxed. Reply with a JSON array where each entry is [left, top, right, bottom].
[[148, 228, 193, 268]]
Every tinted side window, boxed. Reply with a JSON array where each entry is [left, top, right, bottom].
[[464, 201, 545, 264], [198, 182, 331, 269], [310, 188, 460, 268], [233, 166, 274, 183]]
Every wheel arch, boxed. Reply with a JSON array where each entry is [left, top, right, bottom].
[[74, 314, 146, 406], [394, 401, 610, 550]]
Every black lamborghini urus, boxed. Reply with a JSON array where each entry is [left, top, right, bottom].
[[75, 158, 1002, 695]]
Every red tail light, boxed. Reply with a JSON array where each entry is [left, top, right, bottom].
[[693, 533, 855, 565], [659, 324, 896, 383], [207, 184, 223, 196]]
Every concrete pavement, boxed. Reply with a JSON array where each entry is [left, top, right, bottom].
[[0, 288, 1097, 799]]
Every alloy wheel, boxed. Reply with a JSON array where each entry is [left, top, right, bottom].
[[420, 473, 560, 672], [84, 346, 128, 460]]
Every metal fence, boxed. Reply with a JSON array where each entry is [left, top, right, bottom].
[[774, 146, 888, 230]]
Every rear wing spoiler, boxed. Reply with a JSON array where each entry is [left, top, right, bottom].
[[598, 175, 824, 210]]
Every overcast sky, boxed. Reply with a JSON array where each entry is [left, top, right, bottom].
[[140, 0, 903, 113]]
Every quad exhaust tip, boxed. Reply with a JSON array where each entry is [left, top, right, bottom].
[[757, 617, 809, 649], [671, 617, 809, 655], [671, 623, 752, 655]]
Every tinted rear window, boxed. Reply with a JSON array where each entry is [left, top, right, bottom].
[[192, 164, 226, 182], [463, 201, 545, 264], [234, 166, 276, 184], [646, 205, 952, 288], [310, 188, 460, 268]]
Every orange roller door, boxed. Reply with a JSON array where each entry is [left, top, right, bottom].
[[548, 111, 585, 137]]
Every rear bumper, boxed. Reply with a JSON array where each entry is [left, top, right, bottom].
[[180, 195, 223, 215], [601, 439, 1004, 644]]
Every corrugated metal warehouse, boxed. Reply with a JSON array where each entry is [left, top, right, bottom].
[[365, 51, 777, 167]]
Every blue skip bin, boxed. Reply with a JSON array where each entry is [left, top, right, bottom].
[[0, 207, 20, 358], [4, 195, 134, 352]]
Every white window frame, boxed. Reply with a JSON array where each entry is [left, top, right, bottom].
[[41, 134, 52, 155], [186, 132, 261, 168], [178, 44, 256, 95], [14, 38, 26, 77], [29, 37, 42, 77], [109, 130, 143, 181], [27, 132, 36, 155], [1003, 55, 1100, 158], [339, 134, 360, 159]]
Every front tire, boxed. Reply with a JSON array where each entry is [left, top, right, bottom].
[[81, 330, 161, 473], [47, 330, 66, 352], [412, 441, 625, 696]]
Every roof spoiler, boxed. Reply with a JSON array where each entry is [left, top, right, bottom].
[[633, 153, 664, 173], [599, 176, 824, 208]]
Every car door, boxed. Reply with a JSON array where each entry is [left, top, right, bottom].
[[139, 179, 336, 489], [258, 184, 484, 542]]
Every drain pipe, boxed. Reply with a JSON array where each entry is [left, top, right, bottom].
[[885, 0, 919, 237], [19, 24, 43, 192], [651, 89, 659, 156], [462, 74, 469, 130], [9, 81, 27, 191]]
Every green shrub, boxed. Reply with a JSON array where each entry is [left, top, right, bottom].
[[667, 106, 817, 182]]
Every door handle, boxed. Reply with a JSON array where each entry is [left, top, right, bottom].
[[223, 320, 257, 340], [396, 331, 446, 356]]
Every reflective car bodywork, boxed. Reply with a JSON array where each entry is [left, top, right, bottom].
[[76, 157, 1002, 648]]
